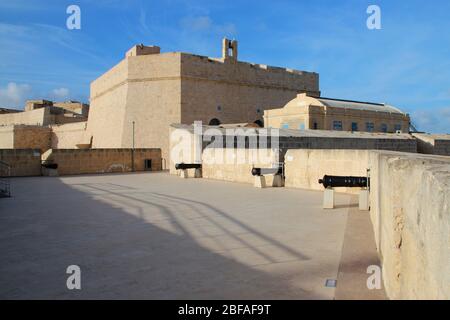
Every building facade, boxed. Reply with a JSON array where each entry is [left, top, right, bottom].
[[86, 39, 320, 162], [264, 93, 410, 133], [0, 100, 88, 126]]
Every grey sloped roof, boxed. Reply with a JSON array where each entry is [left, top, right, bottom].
[[317, 97, 405, 114]]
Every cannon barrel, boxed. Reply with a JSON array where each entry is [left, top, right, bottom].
[[318, 175, 369, 189], [41, 163, 58, 169], [175, 163, 202, 170], [251, 167, 282, 176]]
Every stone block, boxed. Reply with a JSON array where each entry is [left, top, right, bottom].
[[254, 175, 266, 188], [272, 174, 283, 187], [180, 169, 188, 179], [194, 168, 202, 178], [359, 189, 370, 211], [323, 188, 334, 209]]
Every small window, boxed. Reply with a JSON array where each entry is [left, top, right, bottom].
[[351, 122, 358, 131], [381, 123, 388, 133], [394, 124, 402, 132], [256, 108, 261, 114], [333, 120, 343, 131], [313, 122, 318, 130], [281, 123, 289, 129], [144, 159, 152, 171], [366, 122, 375, 132], [217, 105, 222, 111]]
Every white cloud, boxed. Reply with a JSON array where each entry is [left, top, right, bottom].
[[180, 15, 236, 36], [0, 82, 32, 108], [411, 107, 450, 134], [182, 16, 212, 31], [50, 87, 70, 101]]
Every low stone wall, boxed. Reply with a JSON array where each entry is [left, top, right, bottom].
[[0, 149, 42, 176], [42, 148, 162, 176], [0, 107, 51, 126], [368, 151, 450, 299], [0, 126, 14, 148], [168, 124, 418, 175], [413, 133, 450, 156], [169, 125, 202, 175], [278, 135, 417, 153], [202, 148, 279, 184], [284, 149, 369, 193], [283, 148, 450, 299], [13, 125, 51, 152], [0, 125, 51, 152]]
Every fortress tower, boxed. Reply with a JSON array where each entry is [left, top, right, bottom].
[[86, 39, 320, 163]]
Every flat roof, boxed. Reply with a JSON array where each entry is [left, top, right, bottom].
[[171, 124, 414, 140], [413, 133, 450, 140]]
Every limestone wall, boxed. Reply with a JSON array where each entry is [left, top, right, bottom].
[[88, 49, 319, 166], [169, 125, 202, 175], [87, 83, 128, 149], [42, 148, 162, 176], [322, 107, 409, 133], [88, 53, 182, 164], [181, 53, 319, 95], [0, 125, 51, 152], [368, 151, 450, 299], [0, 108, 51, 126], [168, 124, 417, 186], [51, 122, 88, 149], [0, 126, 14, 148], [266, 103, 409, 133], [88, 59, 130, 151], [278, 136, 416, 153], [90, 59, 129, 99], [0, 149, 42, 176], [283, 148, 450, 299], [284, 149, 369, 193], [180, 53, 319, 126], [122, 54, 182, 164], [433, 140, 450, 156], [413, 133, 450, 156], [202, 148, 279, 184], [13, 126, 51, 152]]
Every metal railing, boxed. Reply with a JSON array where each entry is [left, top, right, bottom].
[[0, 160, 11, 198]]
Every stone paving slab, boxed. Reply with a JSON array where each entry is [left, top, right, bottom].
[[0, 172, 371, 299]]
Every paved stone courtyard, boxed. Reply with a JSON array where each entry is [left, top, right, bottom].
[[0, 172, 383, 299]]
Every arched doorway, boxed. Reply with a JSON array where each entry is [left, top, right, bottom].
[[208, 118, 221, 126]]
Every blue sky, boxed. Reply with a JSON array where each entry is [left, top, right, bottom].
[[0, 0, 449, 133]]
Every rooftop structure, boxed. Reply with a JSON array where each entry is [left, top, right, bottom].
[[0, 99, 88, 127], [0, 108, 21, 115], [264, 93, 411, 133]]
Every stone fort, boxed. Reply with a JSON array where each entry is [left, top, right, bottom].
[[87, 39, 320, 162], [0, 39, 449, 301], [0, 38, 448, 165]]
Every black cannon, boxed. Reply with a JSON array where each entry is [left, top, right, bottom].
[[175, 163, 202, 170], [318, 175, 369, 189], [41, 163, 58, 169], [251, 167, 283, 177]]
